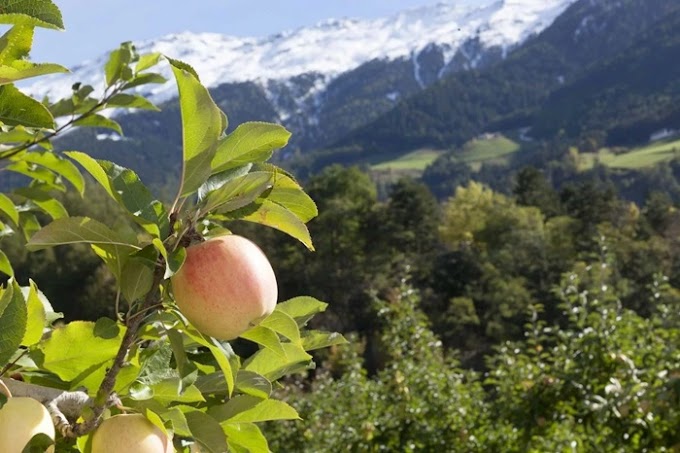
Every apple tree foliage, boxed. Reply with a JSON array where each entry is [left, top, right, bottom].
[[0, 1, 345, 451]]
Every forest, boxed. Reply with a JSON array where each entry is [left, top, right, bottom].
[[5, 162, 680, 451]]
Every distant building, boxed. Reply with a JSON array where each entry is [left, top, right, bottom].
[[650, 128, 678, 142]]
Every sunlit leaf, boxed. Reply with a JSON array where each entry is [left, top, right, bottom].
[[169, 57, 224, 197], [212, 122, 291, 173], [275, 296, 328, 327], [209, 395, 300, 424], [0, 0, 64, 30], [41, 321, 126, 381], [223, 423, 270, 453]]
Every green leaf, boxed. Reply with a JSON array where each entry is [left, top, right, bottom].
[[201, 171, 273, 216], [183, 329, 237, 396], [22, 432, 55, 453], [41, 321, 126, 381], [166, 57, 199, 80], [197, 164, 252, 202], [135, 52, 162, 73], [212, 122, 291, 173], [169, 58, 224, 197], [258, 310, 301, 345], [97, 159, 169, 237], [185, 411, 228, 453], [275, 296, 328, 327], [26, 216, 140, 251], [91, 243, 130, 282], [0, 25, 32, 63], [18, 151, 85, 195], [209, 395, 300, 424], [223, 423, 270, 453], [235, 370, 271, 399], [243, 343, 313, 381], [0, 280, 27, 366], [227, 199, 314, 250], [167, 329, 198, 386], [74, 113, 123, 136], [21, 281, 46, 347], [14, 187, 68, 220], [265, 171, 318, 223], [0, 249, 13, 277], [105, 42, 134, 86], [6, 160, 64, 190], [155, 241, 185, 280], [120, 257, 154, 303], [151, 378, 205, 405], [18, 212, 40, 241], [161, 407, 191, 437], [0, 192, 19, 224], [239, 326, 286, 358], [0, 84, 54, 128], [0, 0, 64, 30], [301, 330, 347, 351], [122, 72, 166, 90], [106, 93, 159, 111], [70, 153, 170, 237], [0, 61, 68, 85]]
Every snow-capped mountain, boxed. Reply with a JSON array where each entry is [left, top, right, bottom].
[[26, 0, 577, 109]]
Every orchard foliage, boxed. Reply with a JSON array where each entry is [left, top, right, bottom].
[[0, 1, 343, 452], [266, 264, 680, 452]]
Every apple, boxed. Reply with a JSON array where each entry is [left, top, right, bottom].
[[0, 397, 55, 453], [171, 235, 278, 340], [91, 414, 173, 453]]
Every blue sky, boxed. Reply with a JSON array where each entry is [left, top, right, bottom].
[[32, 0, 434, 66]]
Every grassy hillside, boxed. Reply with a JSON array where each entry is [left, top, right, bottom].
[[372, 149, 444, 171], [576, 136, 680, 170], [371, 135, 519, 173]]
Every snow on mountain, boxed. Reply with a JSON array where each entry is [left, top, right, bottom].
[[24, 0, 577, 107]]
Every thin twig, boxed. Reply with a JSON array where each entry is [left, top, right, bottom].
[[0, 348, 28, 378], [66, 260, 166, 438]]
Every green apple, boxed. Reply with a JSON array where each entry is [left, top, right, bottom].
[[91, 414, 173, 453], [0, 397, 55, 453]]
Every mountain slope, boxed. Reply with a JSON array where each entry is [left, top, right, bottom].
[[30, 0, 578, 167], [531, 7, 680, 145], [322, 0, 680, 168]]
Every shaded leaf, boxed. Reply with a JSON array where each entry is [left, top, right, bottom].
[[201, 171, 273, 216], [186, 411, 228, 453], [106, 93, 159, 111], [26, 216, 140, 251], [18, 151, 85, 194], [0, 280, 27, 366], [227, 199, 314, 250], [0, 84, 54, 128], [74, 113, 123, 136]]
